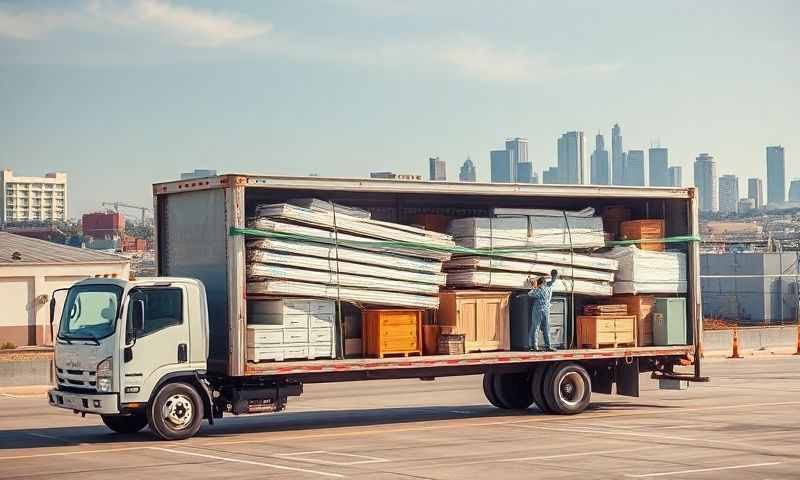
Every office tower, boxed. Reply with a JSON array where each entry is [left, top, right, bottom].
[[694, 153, 718, 212], [490, 150, 511, 183], [737, 198, 756, 213], [0, 170, 68, 224], [624, 150, 645, 186], [505, 138, 528, 182], [766, 146, 785, 206], [718, 174, 739, 214], [542, 167, 560, 184], [669, 166, 682, 187], [590, 133, 610, 185], [429, 156, 446, 181], [459, 157, 476, 182], [747, 177, 763, 209], [611, 123, 624, 185], [648, 147, 669, 186], [557, 131, 585, 184], [789, 180, 800, 202], [516, 162, 534, 183]]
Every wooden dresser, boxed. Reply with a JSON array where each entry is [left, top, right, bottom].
[[438, 291, 510, 352], [362, 309, 422, 358], [577, 315, 637, 349]]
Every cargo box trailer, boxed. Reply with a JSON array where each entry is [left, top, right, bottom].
[[47, 174, 704, 440]]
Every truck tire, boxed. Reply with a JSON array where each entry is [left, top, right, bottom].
[[530, 365, 553, 413], [493, 372, 533, 409], [101, 413, 147, 434], [542, 362, 591, 415], [147, 382, 204, 441], [482, 373, 504, 408]]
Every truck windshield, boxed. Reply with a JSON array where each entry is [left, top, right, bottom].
[[58, 284, 123, 341]]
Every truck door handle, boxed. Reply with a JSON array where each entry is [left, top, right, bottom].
[[178, 343, 188, 363]]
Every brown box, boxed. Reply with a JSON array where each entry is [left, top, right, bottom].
[[362, 309, 422, 358], [577, 315, 637, 349], [620, 219, 665, 251], [438, 333, 466, 355], [603, 295, 655, 346], [438, 291, 510, 352], [601, 206, 632, 240], [422, 324, 441, 355]]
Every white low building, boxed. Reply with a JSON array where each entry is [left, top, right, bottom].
[[0, 232, 130, 347]]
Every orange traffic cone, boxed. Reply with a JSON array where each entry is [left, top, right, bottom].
[[728, 328, 742, 359], [793, 325, 800, 356]]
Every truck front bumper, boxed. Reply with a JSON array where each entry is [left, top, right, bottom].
[[48, 389, 119, 415]]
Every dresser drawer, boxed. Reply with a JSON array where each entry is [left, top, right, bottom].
[[283, 329, 309, 344], [282, 315, 310, 329], [309, 313, 334, 328], [247, 328, 283, 345], [283, 346, 310, 360], [381, 324, 418, 338], [309, 327, 332, 343], [309, 344, 335, 359]]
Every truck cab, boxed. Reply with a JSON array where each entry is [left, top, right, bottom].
[[48, 277, 212, 439]]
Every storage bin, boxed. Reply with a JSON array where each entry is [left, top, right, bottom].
[[362, 309, 423, 358], [509, 293, 569, 350], [438, 291, 510, 352], [653, 298, 687, 345], [620, 219, 665, 251], [577, 315, 637, 349]]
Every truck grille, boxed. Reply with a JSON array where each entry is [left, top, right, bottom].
[[56, 367, 97, 391]]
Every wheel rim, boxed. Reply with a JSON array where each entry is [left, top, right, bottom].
[[558, 372, 585, 407], [162, 393, 194, 430]]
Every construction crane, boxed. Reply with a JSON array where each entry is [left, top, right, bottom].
[[102, 202, 152, 225]]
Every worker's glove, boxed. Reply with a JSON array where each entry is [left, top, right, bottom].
[[550, 269, 558, 279]]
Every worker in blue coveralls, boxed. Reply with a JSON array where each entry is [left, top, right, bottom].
[[527, 269, 559, 352]]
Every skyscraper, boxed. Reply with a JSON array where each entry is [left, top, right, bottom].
[[429, 157, 446, 181], [459, 157, 476, 182], [542, 167, 560, 184], [669, 166, 682, 187], [789, 180, 800, 202], [747, 177, 763, 209], [694, 153, 718, 212], [648, 147, 669, 186], [718, 174, 739, 214], [624, 150, 645, 186], [590, 133, 609, 185], [766, 146, 785, 206], [557, 131, 585, 184], [516, 162, 534, 183], [611, 123, 624, 185], [490, 150, 511, 183], [505, 138, 528, 183]]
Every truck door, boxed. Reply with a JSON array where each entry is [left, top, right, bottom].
[[121, 286, 190, 403]]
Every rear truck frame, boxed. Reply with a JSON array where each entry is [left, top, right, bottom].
[[46, 175, 703, 440]]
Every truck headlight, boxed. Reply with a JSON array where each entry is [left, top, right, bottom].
[[96, 356, 113, 393]]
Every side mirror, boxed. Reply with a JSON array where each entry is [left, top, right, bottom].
[[49, 297, 56, 326], [126, 299, 145, 345]]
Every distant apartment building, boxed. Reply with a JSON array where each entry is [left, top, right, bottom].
[[590, 133, 609, 185], [490, 150, 511, 183], [611, 123, 624, 185], [669, 166, 682, 187], [516, 162, 534, 183], [789, 180, 800, 202], [766, 146, 785, 206], [370, 172, 422, 180], [180, 169, 217, 180], [1, 170, 67, 224], [557, 131, 585, 184], [694, 153, 718, 212], [648, 147, 669, 186], [747, 177, 764, 209], [623, 150, 645, 186], [542, 167, 560, 184], [737, 198, 756, 213], [718, 174, 739, 214], [459, 158, 476, 182], [428, 157, 446, 181]]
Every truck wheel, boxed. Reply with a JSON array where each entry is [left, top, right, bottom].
[[542, 362, 591, 415], [530, 365, 553, 413], [147, 382, 204, 441], [101, 413, 147, 434], [482, 373, 504, 408], [493, 372, 533, 409]]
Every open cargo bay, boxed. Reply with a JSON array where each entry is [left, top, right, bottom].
[[153, 174, 700, 386]]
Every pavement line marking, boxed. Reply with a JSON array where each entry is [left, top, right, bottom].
[[509, 424, 699, 442], [150, 447, 344, 478], [624, 461, 783, 478], [449, 447, 651, 466], [273, 450, 389, 466], [0, 446, 148, 461]]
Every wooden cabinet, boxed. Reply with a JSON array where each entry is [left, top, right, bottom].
[[577, 315, 637, 349], [620, 219, 665, 251], [363, 309, 422, 358], [438, 291, 510, 352], [603, 295, 655, 346]]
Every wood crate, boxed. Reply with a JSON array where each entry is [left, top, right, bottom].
[[438, 291, 510, 352], [363, 309, 422, 358], [620, 219, 665, 251], [583, 304, 628, 316], [602, 295, 655, 346], [577, 315, 637, 349], [438, 333, 466, 355]]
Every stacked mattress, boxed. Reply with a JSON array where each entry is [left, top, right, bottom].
[[245, 201, 454, 309], [599, 246, 687, 294]]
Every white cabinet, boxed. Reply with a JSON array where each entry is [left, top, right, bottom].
[[246, 299, 336, 362]]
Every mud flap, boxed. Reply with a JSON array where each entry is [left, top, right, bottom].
[[590, 366, 613, 395], [615, 359, 640, 397]]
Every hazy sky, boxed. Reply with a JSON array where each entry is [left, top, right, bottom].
[[2, 0, 798, 217]]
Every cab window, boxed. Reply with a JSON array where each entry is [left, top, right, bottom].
[[128, 288, 183, 336]]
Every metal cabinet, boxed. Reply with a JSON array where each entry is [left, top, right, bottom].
[[509, 294, 569, 350], [653, 298, 687, 345]]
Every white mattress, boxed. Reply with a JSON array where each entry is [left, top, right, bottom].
[[247, 280, 440, 309], [247, 263, 441, 295], [248, 249, 446, 285], [445, 271, 613, 296], [449, 216, 605, 250], [247, 237, 442, 274], [598, 246, 687, 294], [444, 257, 615, 282]]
